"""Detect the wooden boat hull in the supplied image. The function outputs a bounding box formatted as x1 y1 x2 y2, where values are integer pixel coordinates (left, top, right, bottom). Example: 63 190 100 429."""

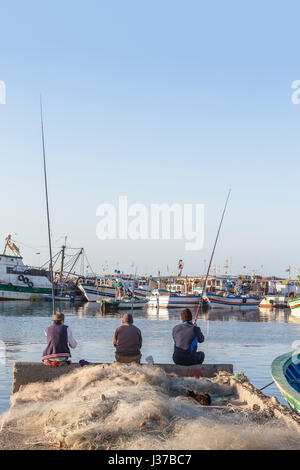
205 292 261 310
97 298 148 310
271 351 300 414
78 283 116 301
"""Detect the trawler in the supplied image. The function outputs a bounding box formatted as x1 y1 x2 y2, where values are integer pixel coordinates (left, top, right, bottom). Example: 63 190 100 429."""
0 235 56 301
78 276 152 302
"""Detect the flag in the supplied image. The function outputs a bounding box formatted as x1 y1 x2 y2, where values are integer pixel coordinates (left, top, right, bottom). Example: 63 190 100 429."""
36 252 40 255
243 266 246 269
286 268 290 272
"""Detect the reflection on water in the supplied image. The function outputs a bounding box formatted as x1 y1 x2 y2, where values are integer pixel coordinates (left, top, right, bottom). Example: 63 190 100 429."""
0 301 300 414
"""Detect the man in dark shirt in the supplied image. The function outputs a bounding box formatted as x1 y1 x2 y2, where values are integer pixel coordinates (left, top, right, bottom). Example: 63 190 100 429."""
113 313 142 363
172 308 205 365
42 312 77 365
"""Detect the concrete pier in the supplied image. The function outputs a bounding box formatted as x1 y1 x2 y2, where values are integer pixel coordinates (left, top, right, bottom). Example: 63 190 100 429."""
12 362 233 393
1 361 300 450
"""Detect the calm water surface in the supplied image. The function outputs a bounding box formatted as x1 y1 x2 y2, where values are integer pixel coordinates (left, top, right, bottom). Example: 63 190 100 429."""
1 301 300 414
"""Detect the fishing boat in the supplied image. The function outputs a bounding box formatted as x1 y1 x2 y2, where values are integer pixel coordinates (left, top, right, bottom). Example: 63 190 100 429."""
204 279 261 310
271 351 300 414
78 277 116 301
44 294 74 302
132 279 152 299
0 235 58 301
204 292 261 310
147 289 204 308
288 297 300 317
97 297 148 311
259 295 289 309
79 276 151 302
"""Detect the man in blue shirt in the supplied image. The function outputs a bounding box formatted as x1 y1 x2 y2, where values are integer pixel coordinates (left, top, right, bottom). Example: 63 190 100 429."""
172 308 205 365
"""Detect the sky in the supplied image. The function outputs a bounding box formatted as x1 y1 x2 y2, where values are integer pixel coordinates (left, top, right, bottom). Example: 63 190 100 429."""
0 0 300 278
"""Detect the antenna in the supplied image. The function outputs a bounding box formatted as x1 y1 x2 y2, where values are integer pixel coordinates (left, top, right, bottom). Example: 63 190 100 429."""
40 97 56 314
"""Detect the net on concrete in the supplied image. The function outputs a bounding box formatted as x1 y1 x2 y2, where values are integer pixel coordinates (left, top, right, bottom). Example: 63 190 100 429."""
3 363 300 450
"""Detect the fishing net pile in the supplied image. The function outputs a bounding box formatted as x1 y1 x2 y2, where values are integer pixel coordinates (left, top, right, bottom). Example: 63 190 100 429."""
2 363 300 450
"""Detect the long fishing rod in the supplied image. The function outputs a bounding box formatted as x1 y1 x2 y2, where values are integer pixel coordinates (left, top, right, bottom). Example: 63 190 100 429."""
194 188 231 324
40 97 56 314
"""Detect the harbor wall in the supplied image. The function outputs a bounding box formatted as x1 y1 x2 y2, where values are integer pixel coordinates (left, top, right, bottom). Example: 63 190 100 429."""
12 362 233 393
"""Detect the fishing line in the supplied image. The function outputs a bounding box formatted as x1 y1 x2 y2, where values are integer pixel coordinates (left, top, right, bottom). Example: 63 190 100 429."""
194 189 231 326
40 96 56 314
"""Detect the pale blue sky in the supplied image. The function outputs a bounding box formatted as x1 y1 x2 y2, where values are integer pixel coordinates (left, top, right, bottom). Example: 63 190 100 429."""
0 1 300 277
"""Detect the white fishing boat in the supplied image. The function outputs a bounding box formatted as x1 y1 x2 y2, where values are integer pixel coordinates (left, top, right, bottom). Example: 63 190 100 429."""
0 235 55 301
78 278 115 301
147 289 203 308
259 295 289 309
133 279 152 299
204 292 261 310
288 297 300 317
79 276 152 302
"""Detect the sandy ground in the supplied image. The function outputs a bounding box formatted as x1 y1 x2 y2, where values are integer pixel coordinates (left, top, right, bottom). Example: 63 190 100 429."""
0 425 53 450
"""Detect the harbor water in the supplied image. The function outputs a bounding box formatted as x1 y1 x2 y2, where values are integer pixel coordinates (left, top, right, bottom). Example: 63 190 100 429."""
1 301 300 416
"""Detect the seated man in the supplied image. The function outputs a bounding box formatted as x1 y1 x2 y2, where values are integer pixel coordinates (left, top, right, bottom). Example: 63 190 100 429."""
42 312 77 365
172 308 205 366
113 313 142 364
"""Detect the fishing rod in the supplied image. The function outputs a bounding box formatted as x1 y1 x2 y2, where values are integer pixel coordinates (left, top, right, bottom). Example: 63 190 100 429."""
40 97 56 314
194 189 231 324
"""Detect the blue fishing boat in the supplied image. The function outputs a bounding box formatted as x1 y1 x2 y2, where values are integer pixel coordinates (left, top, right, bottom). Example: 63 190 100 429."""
271 351 300 414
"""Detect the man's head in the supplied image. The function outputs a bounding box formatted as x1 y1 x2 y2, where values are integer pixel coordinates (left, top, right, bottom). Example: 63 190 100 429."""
53 312 65 324
122 313 133 324
181 308 192 322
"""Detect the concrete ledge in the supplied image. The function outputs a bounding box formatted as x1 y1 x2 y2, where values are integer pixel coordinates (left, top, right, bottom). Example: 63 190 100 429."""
231 377 300 427
12 362 233 394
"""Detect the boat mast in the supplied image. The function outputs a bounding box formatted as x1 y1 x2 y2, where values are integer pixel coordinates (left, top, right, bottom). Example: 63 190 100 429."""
40 97 56 313
59 236 67 283
64 248 84 280
3 234 21 257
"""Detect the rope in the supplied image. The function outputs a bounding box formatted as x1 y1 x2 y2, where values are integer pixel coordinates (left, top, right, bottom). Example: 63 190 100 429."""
259 381 274 391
